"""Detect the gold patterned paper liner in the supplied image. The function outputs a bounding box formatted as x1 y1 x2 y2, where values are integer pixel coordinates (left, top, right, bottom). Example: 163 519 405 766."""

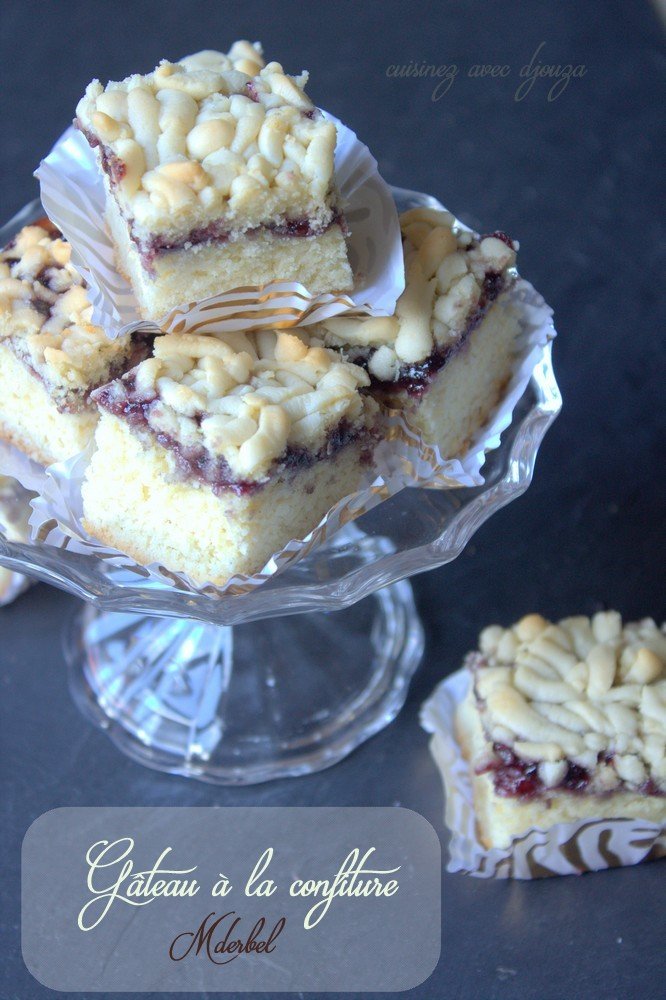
421 669 666 879
164 289 360 337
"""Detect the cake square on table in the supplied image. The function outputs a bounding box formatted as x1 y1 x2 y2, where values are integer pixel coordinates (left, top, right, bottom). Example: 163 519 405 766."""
82 329 378 586
75 42 353 320
0 221 152 465
455 612 666 850
313 208 521 459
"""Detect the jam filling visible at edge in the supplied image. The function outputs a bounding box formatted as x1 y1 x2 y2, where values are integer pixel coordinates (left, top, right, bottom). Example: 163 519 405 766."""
370 250 515 398
476 743 593 800
135 212 345 270
476 742 665 801
6 332 154 414
2 219 154 412
469 654 664 801
93 375 372 497
76 120 346 271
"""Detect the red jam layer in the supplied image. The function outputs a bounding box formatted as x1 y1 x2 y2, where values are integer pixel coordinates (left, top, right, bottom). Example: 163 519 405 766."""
476 742 664 801
76 120 346 272
477 743 590 800
93 373 369 496
2 221 154 410
8 332 153 414
369 237 516 397
134 212 346 270
77 125 127 185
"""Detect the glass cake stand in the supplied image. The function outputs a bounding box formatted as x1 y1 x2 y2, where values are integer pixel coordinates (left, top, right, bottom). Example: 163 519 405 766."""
0 197 561 785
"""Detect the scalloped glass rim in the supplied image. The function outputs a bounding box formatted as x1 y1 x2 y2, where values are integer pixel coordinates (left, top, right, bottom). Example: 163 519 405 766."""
0 192 561 626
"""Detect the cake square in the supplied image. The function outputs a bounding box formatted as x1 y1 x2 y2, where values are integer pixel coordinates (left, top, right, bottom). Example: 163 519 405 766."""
314 208 521 459
82 329 377 585
0 220 152 465
455 612 666 850
76 43 353 320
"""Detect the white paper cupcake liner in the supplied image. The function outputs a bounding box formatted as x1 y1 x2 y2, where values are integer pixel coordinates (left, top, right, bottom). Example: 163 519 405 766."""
35 114 405 339
0 274 554 596
421 669 666 879
0 475 35 606
0 570 30 607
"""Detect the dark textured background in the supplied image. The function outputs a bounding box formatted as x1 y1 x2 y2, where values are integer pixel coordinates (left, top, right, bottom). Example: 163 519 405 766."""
1 1 665 998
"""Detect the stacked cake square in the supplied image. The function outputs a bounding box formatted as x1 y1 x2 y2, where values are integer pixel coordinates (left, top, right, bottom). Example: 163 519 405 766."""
1 40 524 585
75 42 352 318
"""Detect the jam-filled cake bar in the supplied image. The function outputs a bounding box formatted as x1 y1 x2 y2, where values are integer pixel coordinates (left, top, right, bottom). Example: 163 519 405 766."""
314 208 520 458
456 612 666 849
0 221 151 465
82 329 377 584
76 42 353 320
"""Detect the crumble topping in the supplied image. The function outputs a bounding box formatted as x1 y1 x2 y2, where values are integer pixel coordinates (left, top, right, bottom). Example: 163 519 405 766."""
470 612 666 796
0 223 148 407
315 208 518 383
94 330 375 482
76 42 339 238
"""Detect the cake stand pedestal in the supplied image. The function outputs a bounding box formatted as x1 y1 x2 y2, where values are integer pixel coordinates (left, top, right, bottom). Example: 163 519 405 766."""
65 571 423 784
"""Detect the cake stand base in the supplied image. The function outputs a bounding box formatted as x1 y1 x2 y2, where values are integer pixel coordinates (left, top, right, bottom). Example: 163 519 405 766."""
65 580 424 785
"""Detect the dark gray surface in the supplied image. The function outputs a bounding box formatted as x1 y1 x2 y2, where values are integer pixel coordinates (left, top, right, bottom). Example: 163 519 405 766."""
1 1 665 998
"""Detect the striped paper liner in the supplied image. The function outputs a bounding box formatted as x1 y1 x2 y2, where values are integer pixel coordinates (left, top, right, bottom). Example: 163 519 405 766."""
35 114 404 339
421 669 666 879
